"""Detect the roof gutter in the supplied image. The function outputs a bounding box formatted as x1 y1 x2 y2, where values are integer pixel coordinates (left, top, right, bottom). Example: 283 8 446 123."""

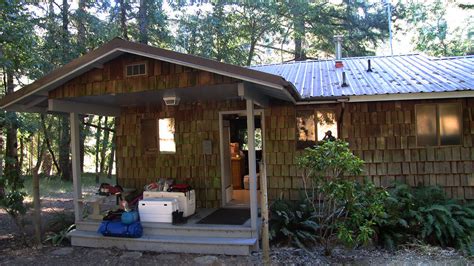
295 96 349 105
348 90 474 102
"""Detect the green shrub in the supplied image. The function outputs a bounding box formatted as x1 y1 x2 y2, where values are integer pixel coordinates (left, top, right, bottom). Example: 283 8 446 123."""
293 140 387 254
377 183 474 254
44 224 76 246
269 198 318 248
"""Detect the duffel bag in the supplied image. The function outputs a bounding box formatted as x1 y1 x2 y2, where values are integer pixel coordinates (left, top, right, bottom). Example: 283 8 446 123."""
169 184 192 193
97 221 143 238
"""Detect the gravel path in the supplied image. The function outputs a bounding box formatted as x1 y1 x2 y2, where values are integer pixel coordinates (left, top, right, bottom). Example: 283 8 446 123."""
0 245 471 266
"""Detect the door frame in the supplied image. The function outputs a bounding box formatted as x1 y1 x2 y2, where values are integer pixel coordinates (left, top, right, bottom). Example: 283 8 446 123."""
218 109 265 207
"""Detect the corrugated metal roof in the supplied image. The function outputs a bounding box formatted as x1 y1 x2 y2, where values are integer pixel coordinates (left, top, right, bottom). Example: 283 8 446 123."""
250 54 474 99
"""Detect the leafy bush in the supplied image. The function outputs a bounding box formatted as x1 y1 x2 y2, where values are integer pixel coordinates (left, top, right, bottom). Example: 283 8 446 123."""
269 198 318 248
44 224 76 246
377 183 474 254
292 140 387 254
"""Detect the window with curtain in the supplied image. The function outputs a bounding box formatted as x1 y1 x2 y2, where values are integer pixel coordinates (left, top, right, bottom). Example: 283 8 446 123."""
416 103 462 146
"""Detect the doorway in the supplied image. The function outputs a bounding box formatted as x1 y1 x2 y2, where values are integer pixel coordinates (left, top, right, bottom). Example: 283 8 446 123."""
219 110 264 207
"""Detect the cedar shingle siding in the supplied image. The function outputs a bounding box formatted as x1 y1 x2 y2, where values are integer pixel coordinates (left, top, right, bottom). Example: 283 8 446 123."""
48 54 238 99
47 57 474 204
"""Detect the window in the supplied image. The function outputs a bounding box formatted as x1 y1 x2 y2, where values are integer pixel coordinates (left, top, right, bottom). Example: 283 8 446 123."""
125 62 147 77
141 118 176 154
241 128 263 151
159 118 176 153
296 109 338 149
416 103 462 146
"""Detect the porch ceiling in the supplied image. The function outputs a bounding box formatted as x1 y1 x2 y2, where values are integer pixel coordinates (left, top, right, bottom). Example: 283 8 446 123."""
69 83 241 107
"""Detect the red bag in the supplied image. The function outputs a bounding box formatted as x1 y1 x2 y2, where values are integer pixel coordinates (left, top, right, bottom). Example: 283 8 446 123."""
169 184 192 193
99 183 123 196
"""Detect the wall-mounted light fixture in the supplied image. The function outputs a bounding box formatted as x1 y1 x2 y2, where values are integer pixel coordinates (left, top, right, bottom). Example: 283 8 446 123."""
163 96 180 106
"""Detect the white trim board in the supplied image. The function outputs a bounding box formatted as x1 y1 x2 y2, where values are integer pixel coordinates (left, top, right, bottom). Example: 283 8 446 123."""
295 90 474 105
218 109 265 207
349 91 474 102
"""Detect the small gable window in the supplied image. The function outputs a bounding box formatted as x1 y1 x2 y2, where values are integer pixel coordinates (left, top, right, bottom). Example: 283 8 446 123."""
126 62 147 77
416 103 462 146
296 109 338 149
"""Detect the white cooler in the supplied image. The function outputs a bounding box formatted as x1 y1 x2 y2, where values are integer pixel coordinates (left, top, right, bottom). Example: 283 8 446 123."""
143 190 196 217
138 198 178 223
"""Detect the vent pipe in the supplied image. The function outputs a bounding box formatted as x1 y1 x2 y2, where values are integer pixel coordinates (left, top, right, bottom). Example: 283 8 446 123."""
341 71 348 87
367 59 373 72
334 35 344 68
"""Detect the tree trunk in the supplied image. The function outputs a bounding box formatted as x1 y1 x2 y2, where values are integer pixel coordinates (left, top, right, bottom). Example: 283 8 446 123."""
59 115 71 181
41 152 52 176
33 134 45 246
5 71 20 190
40 115 60 175
138 0 148 44
58 0 71 181
99 117 109 174
95 116 102 184
292 5 306 61
77 0 87 55
18 136 24 176
118 0 129 40
80 115 93 172
107 130 116 180
246 39 257 66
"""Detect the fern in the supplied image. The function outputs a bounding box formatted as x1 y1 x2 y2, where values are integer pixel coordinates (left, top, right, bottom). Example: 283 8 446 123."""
377 184 474 254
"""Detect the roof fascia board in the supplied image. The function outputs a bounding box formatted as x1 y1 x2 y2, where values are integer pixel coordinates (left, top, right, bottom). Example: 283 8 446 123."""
348 91 474 102
5 104 48 113
2 46 296 109
1 49 122 109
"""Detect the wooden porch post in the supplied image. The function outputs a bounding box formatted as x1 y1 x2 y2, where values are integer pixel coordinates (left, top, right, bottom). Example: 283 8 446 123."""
246 99 259 241
70 112 82 222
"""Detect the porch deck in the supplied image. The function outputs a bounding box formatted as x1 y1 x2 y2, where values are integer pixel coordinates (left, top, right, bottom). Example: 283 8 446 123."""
69 208 259 255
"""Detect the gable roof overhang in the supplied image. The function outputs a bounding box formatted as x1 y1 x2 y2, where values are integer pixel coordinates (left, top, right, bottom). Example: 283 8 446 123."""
1 38 299 113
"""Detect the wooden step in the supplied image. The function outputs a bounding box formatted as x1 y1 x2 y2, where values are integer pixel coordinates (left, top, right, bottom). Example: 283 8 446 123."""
69 230 256 256
76 221 255 238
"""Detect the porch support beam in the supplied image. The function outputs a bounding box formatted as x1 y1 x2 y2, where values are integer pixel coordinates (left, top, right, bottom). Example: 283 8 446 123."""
5 104 47 113
70 112 83 222
246 99 259 244
49 99 120 117
238 83 269 108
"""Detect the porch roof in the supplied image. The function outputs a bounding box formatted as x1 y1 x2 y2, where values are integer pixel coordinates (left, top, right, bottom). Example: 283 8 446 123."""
0 38 298 113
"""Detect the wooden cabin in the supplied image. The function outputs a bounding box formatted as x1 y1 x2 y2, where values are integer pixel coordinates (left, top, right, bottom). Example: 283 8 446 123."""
1 38 473 255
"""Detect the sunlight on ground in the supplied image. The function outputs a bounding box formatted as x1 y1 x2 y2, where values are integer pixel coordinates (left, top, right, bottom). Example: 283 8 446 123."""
21 173 116 199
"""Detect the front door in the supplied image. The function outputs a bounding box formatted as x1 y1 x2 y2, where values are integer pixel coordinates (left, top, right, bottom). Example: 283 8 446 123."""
219 110 264 207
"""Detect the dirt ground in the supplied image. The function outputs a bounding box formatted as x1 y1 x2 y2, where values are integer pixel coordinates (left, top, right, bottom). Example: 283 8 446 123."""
0 187 473 265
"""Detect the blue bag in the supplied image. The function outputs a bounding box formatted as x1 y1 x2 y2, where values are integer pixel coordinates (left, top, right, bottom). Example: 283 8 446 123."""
121 211 139 225
98 221 143 238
